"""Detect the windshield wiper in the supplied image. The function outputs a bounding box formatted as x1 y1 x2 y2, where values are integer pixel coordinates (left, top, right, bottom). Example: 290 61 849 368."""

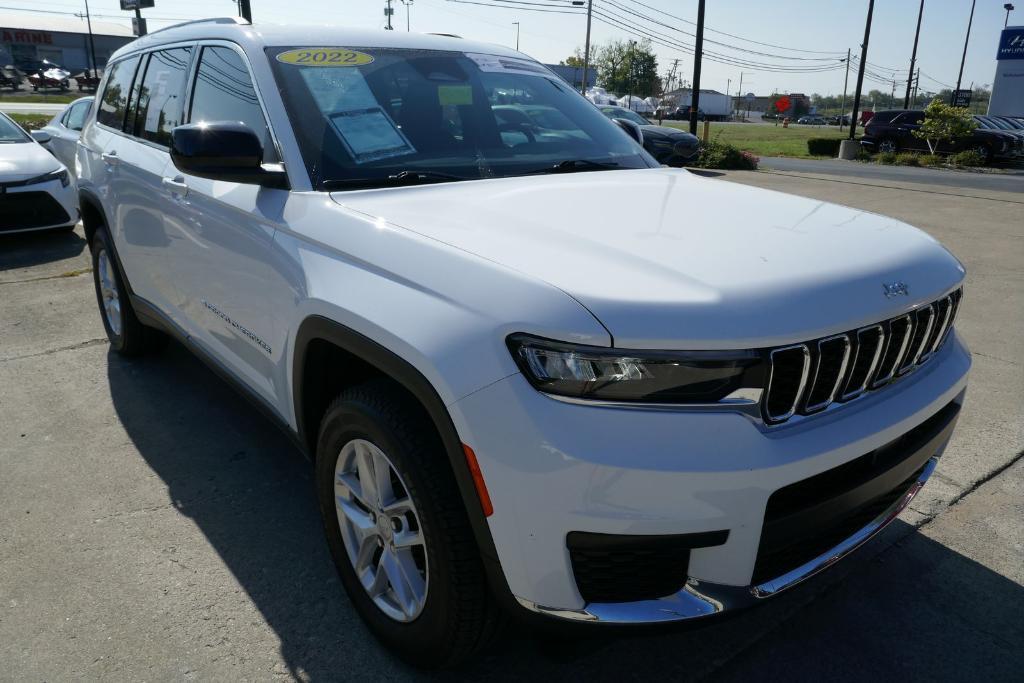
322 170 474 190
524 159 621 175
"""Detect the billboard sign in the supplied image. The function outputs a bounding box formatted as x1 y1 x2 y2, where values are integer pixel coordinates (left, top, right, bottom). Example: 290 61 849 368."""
989 27 1024 116
950 89 972 107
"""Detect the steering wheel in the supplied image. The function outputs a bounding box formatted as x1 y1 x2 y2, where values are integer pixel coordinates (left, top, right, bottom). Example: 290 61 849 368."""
496 121 536 143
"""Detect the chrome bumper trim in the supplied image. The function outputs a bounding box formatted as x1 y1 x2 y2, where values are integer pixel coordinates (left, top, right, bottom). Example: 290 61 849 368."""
515 456 937 624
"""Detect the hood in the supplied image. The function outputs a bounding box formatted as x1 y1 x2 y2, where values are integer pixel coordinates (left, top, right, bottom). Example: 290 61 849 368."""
0 142 63 182
332 169 964 349
640 125 697 141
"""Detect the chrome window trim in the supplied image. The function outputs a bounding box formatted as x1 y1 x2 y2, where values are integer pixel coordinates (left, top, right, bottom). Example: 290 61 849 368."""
764 344 810 424
804 334 852 413
872 314 912 387
839 324 884 401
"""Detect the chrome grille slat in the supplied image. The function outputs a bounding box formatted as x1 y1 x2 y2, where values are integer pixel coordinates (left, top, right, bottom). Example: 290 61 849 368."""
761 288 961 425
804 334 852 413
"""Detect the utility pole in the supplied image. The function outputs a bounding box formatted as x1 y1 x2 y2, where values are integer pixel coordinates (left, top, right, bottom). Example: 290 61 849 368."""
239 0 251 22
512 22 519 50
626 39 636 107
726 77 731 116
955 0 975 96
384 0 394 30
401 0 413 32
890 77 896 108
849 0 875 140
577 1 593 96
912 67 920 106
904 0 924 108
840 48 850 130
81 0 99 78
689 0 705 135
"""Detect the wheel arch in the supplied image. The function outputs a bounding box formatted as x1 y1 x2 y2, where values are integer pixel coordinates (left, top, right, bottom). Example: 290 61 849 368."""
292 315 509 585
78 187 106 245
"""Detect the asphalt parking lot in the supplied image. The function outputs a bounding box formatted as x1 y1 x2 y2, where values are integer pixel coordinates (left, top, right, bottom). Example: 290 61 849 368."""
1 167 1022 680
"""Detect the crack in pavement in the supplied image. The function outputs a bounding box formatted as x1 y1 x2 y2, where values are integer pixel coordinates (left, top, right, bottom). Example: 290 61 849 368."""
0 268 92 286
0 338 107 364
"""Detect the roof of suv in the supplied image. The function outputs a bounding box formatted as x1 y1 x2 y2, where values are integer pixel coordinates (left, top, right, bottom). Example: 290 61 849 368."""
108 17 521 63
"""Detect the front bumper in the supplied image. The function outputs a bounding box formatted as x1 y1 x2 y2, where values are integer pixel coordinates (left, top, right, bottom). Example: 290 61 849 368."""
449 332 970 622
0 176 78 234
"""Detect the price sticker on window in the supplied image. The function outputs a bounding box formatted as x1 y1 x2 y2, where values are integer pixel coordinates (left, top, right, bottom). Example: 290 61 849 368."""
276 49 375 67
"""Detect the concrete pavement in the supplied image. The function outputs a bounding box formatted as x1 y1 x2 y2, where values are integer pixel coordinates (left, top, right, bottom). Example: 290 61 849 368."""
0 168 1021 680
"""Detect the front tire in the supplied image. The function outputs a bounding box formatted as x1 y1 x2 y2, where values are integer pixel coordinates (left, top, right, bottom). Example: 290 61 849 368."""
877 137 899 153
89 227 165 356
315 381 498 668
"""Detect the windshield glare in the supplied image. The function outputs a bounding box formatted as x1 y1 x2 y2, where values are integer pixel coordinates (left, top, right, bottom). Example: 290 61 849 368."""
0 114 30 143
267 47 654 188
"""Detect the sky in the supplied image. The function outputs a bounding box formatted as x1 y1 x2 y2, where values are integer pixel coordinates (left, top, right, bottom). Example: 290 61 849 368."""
3 0 1017 97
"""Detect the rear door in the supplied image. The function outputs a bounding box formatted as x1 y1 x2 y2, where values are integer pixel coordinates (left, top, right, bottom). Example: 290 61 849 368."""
49 98 91 169
108 45 194 312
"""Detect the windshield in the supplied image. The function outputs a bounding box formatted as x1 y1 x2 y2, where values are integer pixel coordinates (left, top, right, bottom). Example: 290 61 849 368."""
600 107 649 126
0 114 30 143
267 47 654 189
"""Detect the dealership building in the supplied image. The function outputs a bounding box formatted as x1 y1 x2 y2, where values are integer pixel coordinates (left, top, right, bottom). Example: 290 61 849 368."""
0 13 134 72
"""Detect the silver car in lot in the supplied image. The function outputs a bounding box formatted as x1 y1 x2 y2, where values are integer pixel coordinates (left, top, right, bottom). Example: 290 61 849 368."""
32 96 94 170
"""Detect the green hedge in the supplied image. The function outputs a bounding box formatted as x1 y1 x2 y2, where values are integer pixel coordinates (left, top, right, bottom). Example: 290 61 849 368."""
807 138 843 156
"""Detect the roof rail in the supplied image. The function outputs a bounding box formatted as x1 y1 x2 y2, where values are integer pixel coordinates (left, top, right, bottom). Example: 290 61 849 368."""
427 32 462 38
144 16 249 38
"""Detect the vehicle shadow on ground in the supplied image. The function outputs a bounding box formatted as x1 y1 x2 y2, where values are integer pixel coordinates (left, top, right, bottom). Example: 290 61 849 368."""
0 227 86 271
106 342 1024 681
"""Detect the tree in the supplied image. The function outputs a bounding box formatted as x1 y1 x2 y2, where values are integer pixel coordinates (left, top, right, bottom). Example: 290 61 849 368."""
588 39 659 98
912 98 978 154
560 49 585 68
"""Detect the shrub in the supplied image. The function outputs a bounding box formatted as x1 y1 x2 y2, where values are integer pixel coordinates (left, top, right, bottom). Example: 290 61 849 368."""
807 138 842 156
950 149 986 167
854 147 873 162
876 151 898 165
912 99 977 154
894 152 920 166
919 154 943 167
695 138 759 170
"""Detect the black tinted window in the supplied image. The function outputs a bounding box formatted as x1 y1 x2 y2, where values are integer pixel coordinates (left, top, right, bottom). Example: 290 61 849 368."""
190 46 276 161
97 56 139 129
132 48 192 146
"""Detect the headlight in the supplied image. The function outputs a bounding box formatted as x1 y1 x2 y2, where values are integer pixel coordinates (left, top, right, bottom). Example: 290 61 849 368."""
507 334 762 403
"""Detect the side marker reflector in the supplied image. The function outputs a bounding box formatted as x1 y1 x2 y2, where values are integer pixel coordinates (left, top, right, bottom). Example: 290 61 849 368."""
462 444 493 517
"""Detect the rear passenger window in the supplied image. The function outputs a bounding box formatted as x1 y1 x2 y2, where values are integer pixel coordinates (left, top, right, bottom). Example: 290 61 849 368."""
132 47 192 147
189 46 277 161
96 56 139 130
64 100 91 131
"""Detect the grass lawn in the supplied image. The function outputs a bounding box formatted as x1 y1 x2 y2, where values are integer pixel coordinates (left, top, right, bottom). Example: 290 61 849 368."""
0 92 81 104
662 121 847 158
8 113 51 130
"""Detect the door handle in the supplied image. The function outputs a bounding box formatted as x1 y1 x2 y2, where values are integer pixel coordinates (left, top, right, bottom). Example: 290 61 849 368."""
162 175 189 196
101 150 119 165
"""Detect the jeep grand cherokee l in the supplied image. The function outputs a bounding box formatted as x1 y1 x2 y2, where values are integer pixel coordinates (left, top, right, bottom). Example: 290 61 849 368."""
76 19 971 667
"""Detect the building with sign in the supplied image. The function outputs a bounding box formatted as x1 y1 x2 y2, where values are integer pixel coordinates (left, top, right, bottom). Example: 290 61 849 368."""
543 64 597 91
989 25 1024 116
0 13 134 73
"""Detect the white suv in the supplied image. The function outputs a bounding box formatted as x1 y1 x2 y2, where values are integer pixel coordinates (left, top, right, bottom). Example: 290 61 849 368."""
77 19 970 667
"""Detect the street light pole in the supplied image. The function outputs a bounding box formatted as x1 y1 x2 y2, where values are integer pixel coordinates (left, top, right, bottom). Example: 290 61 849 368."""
401 0 413 32
849 0 875 140
512 22 519 50
1005 4 1015 27
904 0 924 108
954 0 976 96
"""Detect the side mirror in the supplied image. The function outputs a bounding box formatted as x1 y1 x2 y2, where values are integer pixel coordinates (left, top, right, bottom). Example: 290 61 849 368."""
31 130 51 144
613 118 644 146
170 122 288 189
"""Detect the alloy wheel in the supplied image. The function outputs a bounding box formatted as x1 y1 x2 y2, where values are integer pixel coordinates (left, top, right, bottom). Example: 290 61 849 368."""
97 249 122 336
334 438 428 622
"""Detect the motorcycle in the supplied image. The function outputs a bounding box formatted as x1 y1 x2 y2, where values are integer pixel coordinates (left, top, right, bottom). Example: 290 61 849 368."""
26 60 71 92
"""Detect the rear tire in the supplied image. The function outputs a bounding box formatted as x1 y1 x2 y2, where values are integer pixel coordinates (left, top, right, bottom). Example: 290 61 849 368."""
877 137 898 153
89 226 166 356
315 380 499 668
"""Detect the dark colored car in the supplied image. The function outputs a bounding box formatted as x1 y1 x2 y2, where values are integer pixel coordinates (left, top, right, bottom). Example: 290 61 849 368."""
860 109 1020 164
827 114 850 126
598 106 700 166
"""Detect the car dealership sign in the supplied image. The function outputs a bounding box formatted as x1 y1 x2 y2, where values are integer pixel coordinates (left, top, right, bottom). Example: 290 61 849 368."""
989 26 1024 116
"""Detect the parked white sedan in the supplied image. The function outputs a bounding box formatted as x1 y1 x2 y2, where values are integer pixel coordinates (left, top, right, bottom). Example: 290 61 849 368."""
0 111 78 234
32 96 93 170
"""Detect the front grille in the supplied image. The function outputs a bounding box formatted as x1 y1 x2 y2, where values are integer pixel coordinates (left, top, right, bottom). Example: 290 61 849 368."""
762 289 961 425
567 530 728 603
752 400 960 585
0 192 71 232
